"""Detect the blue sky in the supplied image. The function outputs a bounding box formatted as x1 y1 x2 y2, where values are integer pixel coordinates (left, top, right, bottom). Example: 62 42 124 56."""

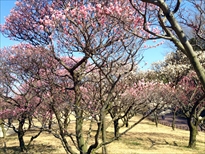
0 0 172 70
0 0 20 47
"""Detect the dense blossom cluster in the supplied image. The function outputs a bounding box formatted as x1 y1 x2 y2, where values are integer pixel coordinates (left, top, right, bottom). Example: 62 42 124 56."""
0 0 150 46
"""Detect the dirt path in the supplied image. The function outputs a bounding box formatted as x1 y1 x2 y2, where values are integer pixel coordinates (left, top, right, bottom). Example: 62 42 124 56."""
157 113 204 131
159 114 189 129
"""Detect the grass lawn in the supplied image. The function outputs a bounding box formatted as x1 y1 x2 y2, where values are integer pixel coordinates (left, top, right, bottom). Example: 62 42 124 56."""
0 116 204 154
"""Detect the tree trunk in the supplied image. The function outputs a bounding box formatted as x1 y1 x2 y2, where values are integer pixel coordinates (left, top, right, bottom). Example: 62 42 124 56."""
48 112 53 130
72 70 87 154
63 108 69 130
0 119 6 149
172 111 176 130
51 105 75 154
154 113 158 127
75 109 87 154
187 118 197 148
114 119 120 138
100 108 107 154
18 118 26 152
8 118 12 126
28 116 32 130
125 117 129 127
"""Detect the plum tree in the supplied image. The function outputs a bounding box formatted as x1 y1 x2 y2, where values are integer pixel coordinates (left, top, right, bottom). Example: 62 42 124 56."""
0 1 148 153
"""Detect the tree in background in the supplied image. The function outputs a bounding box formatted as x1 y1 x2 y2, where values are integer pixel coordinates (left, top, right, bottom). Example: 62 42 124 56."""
174 71 205 148
0 45 51 152
121 79 174 128
151 51 205 148
180 0 205 51
0 1 151 153
127 0 205 90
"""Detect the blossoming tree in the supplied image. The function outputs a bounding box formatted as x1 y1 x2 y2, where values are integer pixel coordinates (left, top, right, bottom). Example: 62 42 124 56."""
0 0 150 153
0 45 52 152
174 71 205 148
151 50 205 148
127 0 205 90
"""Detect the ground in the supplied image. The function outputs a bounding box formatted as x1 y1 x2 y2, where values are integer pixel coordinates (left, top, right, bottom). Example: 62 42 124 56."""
0 116 205 154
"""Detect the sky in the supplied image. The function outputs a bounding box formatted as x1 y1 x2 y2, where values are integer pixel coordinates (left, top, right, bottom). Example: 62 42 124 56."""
0 0 173 70
0 0 20 47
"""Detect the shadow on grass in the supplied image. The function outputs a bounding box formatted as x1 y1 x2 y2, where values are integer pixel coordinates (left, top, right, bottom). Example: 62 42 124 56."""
139 121 156 125
0 144 58 154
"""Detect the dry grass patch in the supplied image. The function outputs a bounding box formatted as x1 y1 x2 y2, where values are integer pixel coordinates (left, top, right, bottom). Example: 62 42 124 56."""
0 116 204 154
